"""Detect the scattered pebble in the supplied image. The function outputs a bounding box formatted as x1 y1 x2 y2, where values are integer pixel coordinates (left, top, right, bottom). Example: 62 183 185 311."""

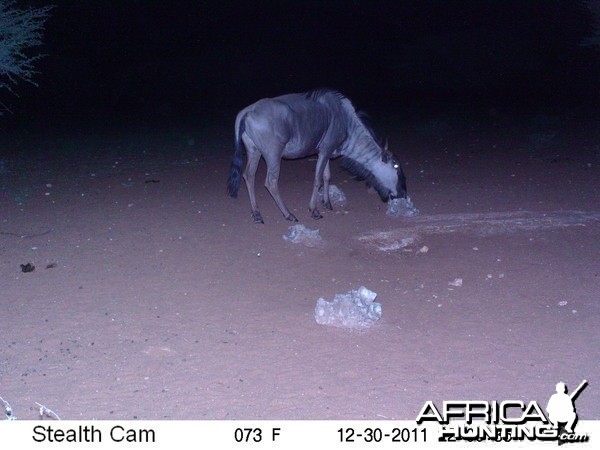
448 278 463 287
20 263 35 273
558 301 568 306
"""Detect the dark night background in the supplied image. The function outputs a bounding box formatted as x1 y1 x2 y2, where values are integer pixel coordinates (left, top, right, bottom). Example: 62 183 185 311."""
3 0 599 132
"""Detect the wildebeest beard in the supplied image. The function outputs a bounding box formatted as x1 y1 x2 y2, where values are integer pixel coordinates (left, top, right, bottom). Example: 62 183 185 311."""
340 157 393 202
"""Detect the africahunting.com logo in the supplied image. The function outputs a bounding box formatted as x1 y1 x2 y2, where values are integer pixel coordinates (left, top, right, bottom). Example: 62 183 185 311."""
416 380 589 444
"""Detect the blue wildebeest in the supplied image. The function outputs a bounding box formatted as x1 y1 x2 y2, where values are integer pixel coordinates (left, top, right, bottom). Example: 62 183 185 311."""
227 89 407 223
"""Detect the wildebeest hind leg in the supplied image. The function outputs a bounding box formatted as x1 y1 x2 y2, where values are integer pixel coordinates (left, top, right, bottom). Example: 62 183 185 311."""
242 141 264 224
264 159 298 222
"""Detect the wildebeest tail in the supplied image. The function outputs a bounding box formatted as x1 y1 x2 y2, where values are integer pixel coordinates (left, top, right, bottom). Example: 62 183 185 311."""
227 112 246 198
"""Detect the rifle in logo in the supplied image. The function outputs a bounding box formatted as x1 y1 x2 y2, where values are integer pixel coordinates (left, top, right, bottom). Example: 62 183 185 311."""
570 380 588 401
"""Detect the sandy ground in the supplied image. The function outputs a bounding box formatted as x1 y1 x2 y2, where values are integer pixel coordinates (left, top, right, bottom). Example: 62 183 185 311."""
0 116 598 420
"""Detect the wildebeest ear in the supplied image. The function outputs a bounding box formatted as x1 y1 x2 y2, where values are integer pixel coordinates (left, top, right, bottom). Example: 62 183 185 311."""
381 140 390 162
382 148 394 164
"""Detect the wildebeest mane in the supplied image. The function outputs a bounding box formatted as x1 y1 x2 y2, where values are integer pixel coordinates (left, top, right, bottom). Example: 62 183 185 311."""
305 89 385 146
356 111 385 147
304 88 346 102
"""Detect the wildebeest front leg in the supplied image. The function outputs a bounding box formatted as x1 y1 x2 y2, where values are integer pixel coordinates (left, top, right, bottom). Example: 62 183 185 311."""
241 139 264 224
264 158 298 222
322 160 333 211
309 154 329 219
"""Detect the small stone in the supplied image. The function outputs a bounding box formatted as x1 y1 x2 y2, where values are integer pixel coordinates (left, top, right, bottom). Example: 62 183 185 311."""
20 263 35 273
448 278 463 287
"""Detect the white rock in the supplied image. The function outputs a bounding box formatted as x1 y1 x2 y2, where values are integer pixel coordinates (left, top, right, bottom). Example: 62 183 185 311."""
315 286 382 329
386 196 420 217
283 224 322 247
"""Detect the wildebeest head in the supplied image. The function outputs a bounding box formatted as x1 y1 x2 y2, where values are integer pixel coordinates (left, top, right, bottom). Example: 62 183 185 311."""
381 143 407 200
342 142 408 202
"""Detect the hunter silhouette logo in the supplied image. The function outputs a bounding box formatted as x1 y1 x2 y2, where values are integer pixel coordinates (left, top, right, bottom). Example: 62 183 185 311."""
416 380 590 443
546 380 588 445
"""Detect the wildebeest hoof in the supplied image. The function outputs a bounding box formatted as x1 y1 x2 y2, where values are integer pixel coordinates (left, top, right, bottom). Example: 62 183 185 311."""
324 200 333 211
311 209 323 220
251 211 264 224
285 213 298 222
